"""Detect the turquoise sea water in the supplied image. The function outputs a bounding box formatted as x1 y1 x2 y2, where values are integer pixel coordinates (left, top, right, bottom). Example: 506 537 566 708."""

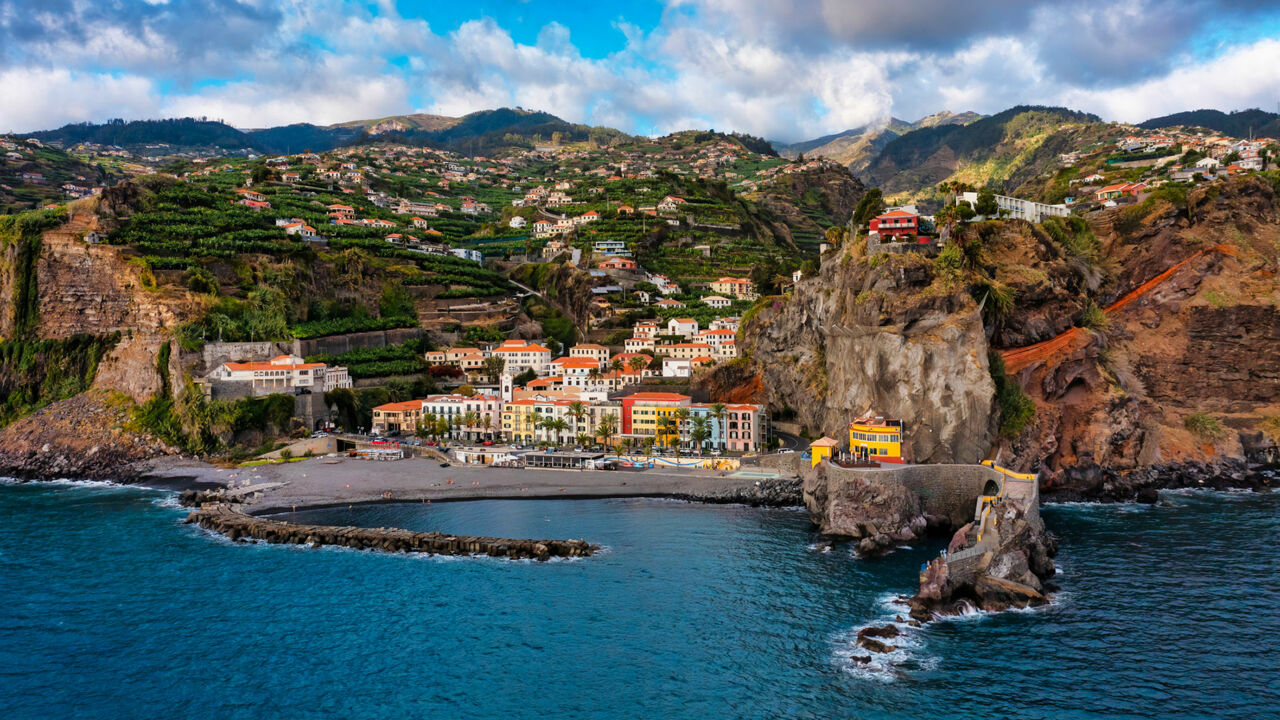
2 480 1277 719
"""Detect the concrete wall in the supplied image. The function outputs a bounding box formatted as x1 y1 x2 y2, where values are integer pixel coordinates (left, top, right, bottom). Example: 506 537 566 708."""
817 463 1011 527
202 341 292 369
294 328 425 358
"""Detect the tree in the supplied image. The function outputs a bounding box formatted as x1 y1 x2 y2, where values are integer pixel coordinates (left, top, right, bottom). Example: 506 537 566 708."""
514 368 537 386
576 433 592 448
567 401 587 438
627 356 647 374
974 188 999 216
609 357 624 374
546 337 562 355
709 403 727 453
543 417 569 446
850 188 885 231
461 411 480 441
250 164 270 185
595 412 618 447
483 355 506 383
674 407 691 448
523 411 540 444
690 416 710 455
243 287 290 341
457 384 476 397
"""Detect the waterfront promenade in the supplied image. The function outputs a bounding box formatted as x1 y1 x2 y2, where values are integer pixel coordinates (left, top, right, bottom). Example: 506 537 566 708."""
143 456 780 515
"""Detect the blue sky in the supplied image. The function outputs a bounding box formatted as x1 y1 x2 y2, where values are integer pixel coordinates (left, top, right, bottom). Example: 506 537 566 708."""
3 0 1280 140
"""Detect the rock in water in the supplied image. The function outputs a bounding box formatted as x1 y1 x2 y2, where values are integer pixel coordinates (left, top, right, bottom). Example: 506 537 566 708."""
857 625 901 641
857 637 896 654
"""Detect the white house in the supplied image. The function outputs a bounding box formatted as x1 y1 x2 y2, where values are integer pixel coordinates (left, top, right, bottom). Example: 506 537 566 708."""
666 317 699 337
701 295 732 309
509 216 527 229
206 354 351 395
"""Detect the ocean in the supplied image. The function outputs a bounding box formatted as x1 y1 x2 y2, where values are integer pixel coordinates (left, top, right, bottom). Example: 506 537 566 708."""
1 480 1276 719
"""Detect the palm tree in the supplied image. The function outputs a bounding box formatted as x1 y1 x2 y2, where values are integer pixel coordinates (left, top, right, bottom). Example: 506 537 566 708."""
595 412 618 447
483 413 494 441
657 416 678 448
567 401 587 439
543 417 569 446
690 416 710 455
627 356 647 375
576 433 592 448
609 357 624 375
674 408 691 449
642 436 656 457
422 412 438 441
710 403 727 453
461 411 480 442
523 411 540 445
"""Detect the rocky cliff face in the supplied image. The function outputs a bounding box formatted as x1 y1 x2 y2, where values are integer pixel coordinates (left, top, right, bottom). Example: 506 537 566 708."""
738 176 1280 501
741 250 996 464
33 213 198 400
1004 178 1280 496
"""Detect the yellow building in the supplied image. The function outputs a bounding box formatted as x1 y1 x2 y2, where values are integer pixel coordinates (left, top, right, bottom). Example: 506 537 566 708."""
848 416 904 463
809 437 839 467
621 392 692 447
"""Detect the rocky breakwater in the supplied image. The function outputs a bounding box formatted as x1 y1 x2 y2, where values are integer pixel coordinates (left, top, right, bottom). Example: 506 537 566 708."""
181 495 599 561
675 476 802 507
738 247 996 464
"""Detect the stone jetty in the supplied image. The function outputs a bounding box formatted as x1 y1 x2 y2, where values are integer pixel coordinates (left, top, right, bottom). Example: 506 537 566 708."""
183 501 598 561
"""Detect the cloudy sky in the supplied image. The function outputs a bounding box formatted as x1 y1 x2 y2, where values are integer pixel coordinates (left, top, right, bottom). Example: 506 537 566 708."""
3 0 1280 141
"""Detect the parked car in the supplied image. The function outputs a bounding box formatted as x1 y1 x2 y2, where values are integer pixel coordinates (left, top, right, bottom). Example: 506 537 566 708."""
481 440 494 446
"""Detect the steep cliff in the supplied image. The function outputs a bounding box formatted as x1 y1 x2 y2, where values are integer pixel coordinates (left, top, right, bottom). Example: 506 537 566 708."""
738 175 1280 496
1003 178 1280 496
740 249 997 464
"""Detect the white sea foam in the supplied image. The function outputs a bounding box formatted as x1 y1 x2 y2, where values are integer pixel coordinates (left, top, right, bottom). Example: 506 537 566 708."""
833 592 934 682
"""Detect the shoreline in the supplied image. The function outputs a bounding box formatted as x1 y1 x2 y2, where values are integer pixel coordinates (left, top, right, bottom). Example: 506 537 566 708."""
135 454 804 515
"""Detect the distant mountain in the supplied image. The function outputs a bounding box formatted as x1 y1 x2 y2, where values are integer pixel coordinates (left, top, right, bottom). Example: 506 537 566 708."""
358 108 632 154
1138 108 1280 138
774 111 981 172
28 118 255 151
861 105 1104 196
24 109 632 156
327 113 459 135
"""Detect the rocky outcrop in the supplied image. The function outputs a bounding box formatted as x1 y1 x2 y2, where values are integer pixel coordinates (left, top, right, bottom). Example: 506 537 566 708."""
910 497 1058 620
741 250 996 464
0 390 178 480
802 462 941 556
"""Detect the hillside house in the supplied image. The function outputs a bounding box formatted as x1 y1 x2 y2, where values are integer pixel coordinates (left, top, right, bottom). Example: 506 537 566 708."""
709 277 756 300
599 257 637 271
667 317 699 337
868 210 919 239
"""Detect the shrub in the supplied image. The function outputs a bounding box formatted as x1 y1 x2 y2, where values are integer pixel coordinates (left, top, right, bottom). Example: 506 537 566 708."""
989 352 1035 439
1184 412 1224 441
1080 299 1109 330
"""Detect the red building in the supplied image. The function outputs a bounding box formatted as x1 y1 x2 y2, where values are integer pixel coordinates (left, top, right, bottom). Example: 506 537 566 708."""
868 210 919 239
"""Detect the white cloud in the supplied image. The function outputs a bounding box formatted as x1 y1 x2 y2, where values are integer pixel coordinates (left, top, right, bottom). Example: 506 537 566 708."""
0 67 158 132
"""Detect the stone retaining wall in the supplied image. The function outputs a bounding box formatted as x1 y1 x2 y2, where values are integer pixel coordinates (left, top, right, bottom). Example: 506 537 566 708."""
185 503 598 561
816 463 1008 527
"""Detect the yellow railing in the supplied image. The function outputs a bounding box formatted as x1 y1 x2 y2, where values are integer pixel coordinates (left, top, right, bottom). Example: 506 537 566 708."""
981 460 1038 481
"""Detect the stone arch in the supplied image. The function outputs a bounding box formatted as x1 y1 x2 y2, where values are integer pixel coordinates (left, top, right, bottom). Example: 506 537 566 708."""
982 478 1001 497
